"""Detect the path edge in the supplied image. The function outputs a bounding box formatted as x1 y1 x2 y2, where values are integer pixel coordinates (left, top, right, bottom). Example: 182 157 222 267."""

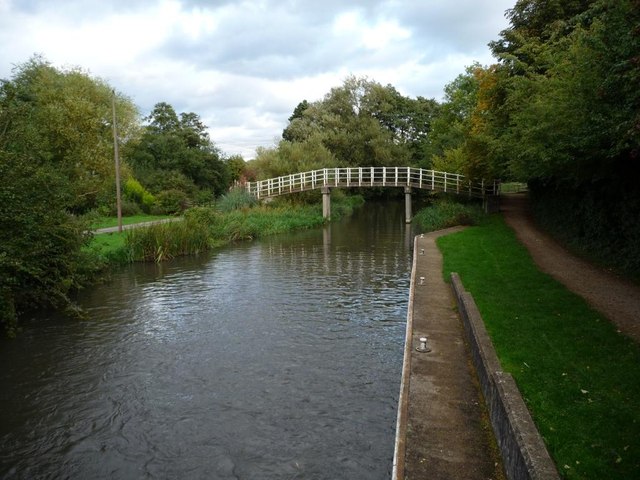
391 234 418 480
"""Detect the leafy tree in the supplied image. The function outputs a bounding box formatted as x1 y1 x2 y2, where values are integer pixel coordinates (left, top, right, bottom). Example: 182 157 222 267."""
126 102 230 204
0 56 138 334
489 0 597 74
225 154 248 183
251 135 337 179
469 0 640 277
282 100 310 141
269 76 437 177
0 56 139 213
425 66 480 173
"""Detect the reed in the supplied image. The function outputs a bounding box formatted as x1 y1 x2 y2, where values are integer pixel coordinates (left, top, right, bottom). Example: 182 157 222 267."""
125 218 210 262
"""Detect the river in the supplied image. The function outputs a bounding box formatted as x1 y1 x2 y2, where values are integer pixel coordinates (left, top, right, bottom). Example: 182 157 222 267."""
0 202 415 479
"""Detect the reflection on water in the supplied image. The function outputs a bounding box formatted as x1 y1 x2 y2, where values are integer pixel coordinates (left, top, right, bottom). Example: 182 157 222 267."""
0 202 414 479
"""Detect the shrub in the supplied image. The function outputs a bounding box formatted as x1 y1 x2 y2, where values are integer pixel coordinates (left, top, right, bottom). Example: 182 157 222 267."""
153 189 190 214
124 177 156 213
414 197 485 232
184 206 221 228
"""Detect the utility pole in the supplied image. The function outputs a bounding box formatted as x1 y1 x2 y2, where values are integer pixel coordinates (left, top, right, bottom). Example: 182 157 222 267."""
112 90 123 233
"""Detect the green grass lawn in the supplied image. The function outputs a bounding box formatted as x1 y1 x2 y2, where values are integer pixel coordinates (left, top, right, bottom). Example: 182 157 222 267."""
90 214 173 230
84 231 128 264
437 216 640 480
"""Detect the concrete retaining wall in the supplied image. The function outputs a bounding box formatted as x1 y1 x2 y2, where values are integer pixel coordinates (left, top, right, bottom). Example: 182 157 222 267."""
451 273 560 480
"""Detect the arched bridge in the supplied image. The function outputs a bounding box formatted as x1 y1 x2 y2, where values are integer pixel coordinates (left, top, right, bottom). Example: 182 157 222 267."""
245 167 500 223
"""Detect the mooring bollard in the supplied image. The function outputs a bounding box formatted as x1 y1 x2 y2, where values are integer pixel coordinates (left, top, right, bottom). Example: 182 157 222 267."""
416 336 431 353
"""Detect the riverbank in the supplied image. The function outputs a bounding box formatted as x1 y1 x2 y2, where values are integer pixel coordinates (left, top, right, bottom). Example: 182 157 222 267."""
87 194 364 264
436 209 640 479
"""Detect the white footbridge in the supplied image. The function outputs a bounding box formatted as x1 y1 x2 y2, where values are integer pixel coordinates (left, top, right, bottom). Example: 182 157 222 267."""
245 167 500 223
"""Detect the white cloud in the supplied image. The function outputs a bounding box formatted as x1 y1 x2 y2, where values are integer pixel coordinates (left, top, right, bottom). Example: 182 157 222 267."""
0 0 515 159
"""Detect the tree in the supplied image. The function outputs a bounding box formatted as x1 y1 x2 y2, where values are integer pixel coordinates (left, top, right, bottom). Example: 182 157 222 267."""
425 66 480 173
225 154 249 183
476 0 640 277
0 56 138 334
273 76 437 175
126 103 230 204
0 56 139 213
282 100 310 141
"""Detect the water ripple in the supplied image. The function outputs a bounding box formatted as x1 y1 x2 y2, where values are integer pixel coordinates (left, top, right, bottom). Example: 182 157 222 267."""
0 203 413 479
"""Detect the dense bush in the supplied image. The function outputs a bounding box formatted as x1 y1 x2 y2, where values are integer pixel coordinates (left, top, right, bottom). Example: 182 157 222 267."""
529 179 640 281
0 153 89 336
124 177 156 212
153 189 190 214
414 197 485 232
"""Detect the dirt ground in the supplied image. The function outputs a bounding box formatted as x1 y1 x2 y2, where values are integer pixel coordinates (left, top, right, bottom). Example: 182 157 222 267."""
501 194 640 344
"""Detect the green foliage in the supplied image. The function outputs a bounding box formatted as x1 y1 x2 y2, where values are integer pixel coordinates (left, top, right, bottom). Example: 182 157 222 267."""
125 102 230 202
216 187 258 212
425 0 640 279
152 189 190 215
120 195 365 262
529 180 640 281
0 55 139 214
250 135 337 179
414 197 486 232
124 177 156 212
0 56 139 335
261 76 438 177
0 152 89 335
438 216 640 479
125 218 209 262
225 154 248 183
213 204 324 241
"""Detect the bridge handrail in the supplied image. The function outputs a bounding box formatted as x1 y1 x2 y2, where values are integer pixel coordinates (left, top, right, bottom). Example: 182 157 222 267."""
246 167 499 199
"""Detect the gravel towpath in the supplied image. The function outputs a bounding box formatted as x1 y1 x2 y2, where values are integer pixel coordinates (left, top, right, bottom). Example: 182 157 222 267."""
501 194 640 343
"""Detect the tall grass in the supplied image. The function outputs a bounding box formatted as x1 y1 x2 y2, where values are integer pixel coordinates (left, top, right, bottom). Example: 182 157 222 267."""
414 197 486 232
216 187 258 212
116 194 364 262
125 218 210 262
437 216 640 479
213 204 324 241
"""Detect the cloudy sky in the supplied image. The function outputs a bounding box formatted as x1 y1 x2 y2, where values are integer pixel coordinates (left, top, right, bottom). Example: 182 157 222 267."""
0 0 514 159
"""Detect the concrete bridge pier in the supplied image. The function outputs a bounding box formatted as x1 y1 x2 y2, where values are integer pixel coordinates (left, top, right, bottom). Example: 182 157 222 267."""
404 187 412 223
322 186 331 220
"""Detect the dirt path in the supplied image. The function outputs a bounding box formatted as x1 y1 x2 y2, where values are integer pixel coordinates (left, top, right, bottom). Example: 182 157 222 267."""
94 217 181 234
501 194 640 343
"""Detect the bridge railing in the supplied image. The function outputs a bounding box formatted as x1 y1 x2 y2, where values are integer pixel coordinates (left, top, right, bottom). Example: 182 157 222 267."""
246 167 499 199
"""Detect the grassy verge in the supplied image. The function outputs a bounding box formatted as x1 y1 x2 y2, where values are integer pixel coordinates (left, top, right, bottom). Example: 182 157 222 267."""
436 215 640 479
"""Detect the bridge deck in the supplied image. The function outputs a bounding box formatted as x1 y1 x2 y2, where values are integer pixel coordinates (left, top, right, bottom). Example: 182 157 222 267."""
246 167 499 199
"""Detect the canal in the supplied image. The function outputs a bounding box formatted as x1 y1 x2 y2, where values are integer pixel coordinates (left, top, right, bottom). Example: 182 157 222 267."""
1 202 415 479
